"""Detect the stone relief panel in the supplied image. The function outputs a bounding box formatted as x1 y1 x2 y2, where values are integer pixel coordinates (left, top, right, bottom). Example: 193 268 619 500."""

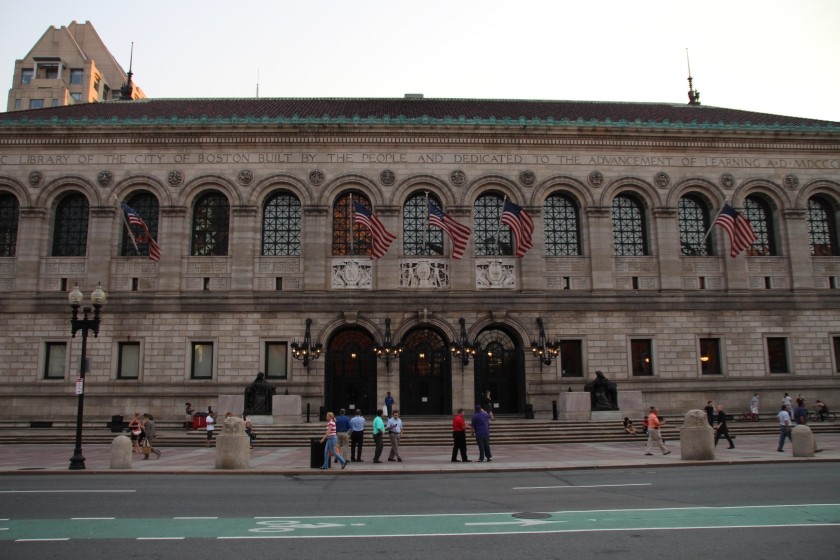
110 276 158 291
681 276 723 290
614 257 658 274
399 259 450 288
615 276 658 290
255 276 302 291
114 259 159 276
43 258 87 276
680 257 723 275
0 278 13 291
185 258 230 274
812 259 840 275
183 276 230 291
746 257 789 275
475 259 516 289
0 259 16 276
332 259 372 289
256 257 302 274
545 257 590 290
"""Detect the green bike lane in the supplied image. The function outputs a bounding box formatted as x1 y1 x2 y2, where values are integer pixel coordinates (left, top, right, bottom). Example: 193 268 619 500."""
2 504 839 540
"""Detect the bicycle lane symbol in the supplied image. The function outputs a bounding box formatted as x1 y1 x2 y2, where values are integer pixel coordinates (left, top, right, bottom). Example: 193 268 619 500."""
249 519 363 534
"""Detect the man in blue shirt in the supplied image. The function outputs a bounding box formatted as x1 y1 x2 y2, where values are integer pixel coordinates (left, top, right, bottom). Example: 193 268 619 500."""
386 410 403 462
470 405 493 462
384 392 395 416
335 409 351 463
349 409 366 462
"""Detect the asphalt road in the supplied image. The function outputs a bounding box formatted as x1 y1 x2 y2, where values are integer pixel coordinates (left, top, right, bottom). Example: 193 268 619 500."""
1 464 838 559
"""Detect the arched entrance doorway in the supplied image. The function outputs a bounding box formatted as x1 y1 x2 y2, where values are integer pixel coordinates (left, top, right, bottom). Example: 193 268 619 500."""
399 327 451 415
325 328 377 414
474 327 525 414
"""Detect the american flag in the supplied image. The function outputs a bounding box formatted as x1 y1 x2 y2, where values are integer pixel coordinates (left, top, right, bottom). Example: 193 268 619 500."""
121 203 161 262
500 200 534 257
353 201 396 259
428 202 471 259
714 202 756 258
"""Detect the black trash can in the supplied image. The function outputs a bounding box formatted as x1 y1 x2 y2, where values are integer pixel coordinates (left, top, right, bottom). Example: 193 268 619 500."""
319 406 327 422
109 415 124 433
525 404 534 419
310 437 326 468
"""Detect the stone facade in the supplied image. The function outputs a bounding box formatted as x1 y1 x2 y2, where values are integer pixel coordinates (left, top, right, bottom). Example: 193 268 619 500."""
0 98 839 423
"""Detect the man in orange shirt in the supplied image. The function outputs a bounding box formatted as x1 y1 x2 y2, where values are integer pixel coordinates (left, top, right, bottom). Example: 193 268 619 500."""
644 406 671 456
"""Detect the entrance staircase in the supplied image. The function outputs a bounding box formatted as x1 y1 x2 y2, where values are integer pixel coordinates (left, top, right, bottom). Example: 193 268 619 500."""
2 415 838 447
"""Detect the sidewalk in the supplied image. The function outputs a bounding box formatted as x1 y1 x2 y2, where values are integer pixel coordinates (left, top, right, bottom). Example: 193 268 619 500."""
1 433 838 475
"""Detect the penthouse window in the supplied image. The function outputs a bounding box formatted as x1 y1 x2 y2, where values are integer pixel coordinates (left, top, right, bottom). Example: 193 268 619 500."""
612 194 648 256
678 195 713 256
191 191 230 256
52 192 89 256
744 195 776 256
403 191 445 257
0 193 19 257
543 193 582 256
807 195 839 256
262 191 301 256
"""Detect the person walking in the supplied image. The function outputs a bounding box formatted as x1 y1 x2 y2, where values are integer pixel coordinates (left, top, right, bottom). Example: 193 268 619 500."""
713 404 735 449
470 405 493 462
704 401 715 426
782 392 792 415
334 409 351 463
644 406 671 456
384 392 395 417
451 408 470 462
777 404 792 452
128 412 143 453
205 411 215 447
793 398 809 425
141 413 161 459
349 409 366 462
372 410 386 463
750 393 760 416
386 410 403 462
320 411 347 470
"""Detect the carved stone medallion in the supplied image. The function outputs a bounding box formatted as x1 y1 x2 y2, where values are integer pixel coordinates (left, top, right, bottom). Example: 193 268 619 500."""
449 170 467 187
379 170 396 186
97 170 114 187
28 171 44 187
784 174 799 189
237 169 254 186
309 169 325 186
588 171 604 187
654 172 670 188
168 170 184 187
519 170 536 187
719 173 735 189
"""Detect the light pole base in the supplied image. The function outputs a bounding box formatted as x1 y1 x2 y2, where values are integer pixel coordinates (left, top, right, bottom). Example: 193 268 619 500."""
69 450 86 470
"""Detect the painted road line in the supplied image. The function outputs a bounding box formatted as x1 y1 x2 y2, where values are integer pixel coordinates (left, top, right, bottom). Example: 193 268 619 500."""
72 518 115 520
513 483 652 490
0 490 135 493
1 505 838 541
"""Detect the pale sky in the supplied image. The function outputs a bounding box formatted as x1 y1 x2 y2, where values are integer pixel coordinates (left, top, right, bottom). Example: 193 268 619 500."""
2 0 839 122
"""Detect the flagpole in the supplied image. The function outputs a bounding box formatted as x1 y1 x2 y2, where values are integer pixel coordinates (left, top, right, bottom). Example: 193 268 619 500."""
700 200 729 244
495 195 507 254
349 193 354 254
113 195 142 257
423 191 430 255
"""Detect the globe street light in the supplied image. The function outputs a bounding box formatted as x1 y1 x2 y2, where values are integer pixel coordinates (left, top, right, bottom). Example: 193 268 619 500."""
68 283 107 470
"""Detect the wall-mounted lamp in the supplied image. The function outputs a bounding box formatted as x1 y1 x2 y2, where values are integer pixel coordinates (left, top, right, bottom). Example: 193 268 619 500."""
530 317 559 366
291 318 322 368
450 317 477 367
373 318 403 371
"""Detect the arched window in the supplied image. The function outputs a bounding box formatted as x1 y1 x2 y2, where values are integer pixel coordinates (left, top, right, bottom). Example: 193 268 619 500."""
332 191 373 256
612 194 647 256
743 195 776 256
678 194 712 256
403 192 444 256
52 192 89 256
473 193 513 256
0 192 19 257
543 192 581 256
191 191 230 256
262 191 301 256
807 196 838 256
120 191 160 258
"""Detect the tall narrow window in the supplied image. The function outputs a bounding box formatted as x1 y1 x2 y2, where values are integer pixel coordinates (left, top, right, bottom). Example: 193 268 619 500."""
544 193 581 256
52 193 89 256
332 191 373 256
191 191 230 256
120 192 160 258
44 342 67 379
833 336 840 373
20 69 33 84
744 196 776 256
807 196 838 256
473 193 513 256
262 191 301 256
699 338 722 375
767 337 789 374
69 69 83 85
630 339 654 376
559 340 583 377
191 342 214 379
264 341 288 380
0 193 19 257
678 195 712 256
117 342 140 379
612 194 648 256
403 192 444 256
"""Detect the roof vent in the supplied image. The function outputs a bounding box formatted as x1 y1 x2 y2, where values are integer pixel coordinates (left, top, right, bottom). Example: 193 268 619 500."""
404 93 424 99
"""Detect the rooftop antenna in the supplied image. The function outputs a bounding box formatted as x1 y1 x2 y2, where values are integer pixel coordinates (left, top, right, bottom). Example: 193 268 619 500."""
686 48 700 106
120 42 135 100
256 69 260 98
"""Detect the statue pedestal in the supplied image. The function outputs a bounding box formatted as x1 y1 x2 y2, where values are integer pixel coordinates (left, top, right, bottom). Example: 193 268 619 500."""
556 392 591 420
591 411 623 421
556 390 644 421
272 395 302 425
248 415 273 426
217 395 244 417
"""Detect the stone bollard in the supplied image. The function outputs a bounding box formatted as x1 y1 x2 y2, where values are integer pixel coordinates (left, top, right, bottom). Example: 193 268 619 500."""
110 435 132 469
679 409 715 460
792 425 816 457
215 416 251 469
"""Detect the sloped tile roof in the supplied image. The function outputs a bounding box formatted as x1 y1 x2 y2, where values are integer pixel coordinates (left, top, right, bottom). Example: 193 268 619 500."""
1 97 838 131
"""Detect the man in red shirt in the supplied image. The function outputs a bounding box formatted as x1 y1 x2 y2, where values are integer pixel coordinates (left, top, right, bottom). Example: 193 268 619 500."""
644 406 671 456
451 408 471 462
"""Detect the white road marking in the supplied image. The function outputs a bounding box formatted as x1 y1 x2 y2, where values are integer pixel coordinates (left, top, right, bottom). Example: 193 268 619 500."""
0 490 135 493
513 483 652 490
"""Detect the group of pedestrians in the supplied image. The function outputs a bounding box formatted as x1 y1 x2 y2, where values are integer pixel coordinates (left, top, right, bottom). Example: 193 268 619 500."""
319 408 403 469
127 411 162 459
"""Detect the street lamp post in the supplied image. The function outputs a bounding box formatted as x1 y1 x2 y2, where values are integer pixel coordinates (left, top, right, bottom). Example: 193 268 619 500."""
68 283 107 470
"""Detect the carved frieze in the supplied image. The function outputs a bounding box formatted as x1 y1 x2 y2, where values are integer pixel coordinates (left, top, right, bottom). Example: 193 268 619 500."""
399 259 449 288
332 259 372 289
475 259 516 289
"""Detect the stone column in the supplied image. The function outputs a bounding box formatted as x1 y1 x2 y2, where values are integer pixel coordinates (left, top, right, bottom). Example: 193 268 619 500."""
230 205 257 292
302 206 328 290
157 206 186 293
679 409 715 460
215 416 251 469
520 206 544 291
88 206 116 287
448 206 473 291
586 207 614 291
653 207 681 291
375 206 401 290
783 209 815 291
13 207 47 293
